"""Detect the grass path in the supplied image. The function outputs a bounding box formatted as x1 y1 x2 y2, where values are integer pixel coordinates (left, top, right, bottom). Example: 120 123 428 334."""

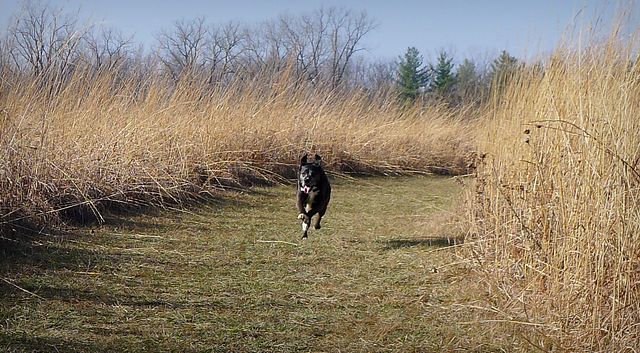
0 176 508 352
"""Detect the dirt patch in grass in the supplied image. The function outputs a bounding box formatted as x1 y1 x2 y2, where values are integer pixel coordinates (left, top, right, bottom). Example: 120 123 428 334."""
0 176 514 352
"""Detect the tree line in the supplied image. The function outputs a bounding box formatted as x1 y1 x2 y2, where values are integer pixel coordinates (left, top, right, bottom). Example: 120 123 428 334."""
397 47 522 106
0 1 523 105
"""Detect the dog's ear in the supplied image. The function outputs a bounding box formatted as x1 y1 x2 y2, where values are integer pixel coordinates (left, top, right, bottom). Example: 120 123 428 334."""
300 153 308 165
313 154 321 164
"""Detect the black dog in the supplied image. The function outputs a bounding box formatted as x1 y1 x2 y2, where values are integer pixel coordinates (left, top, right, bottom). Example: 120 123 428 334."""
297 153 331 239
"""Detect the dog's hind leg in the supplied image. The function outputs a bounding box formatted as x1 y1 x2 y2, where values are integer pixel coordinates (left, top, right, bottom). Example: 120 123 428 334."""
315 188 331 230
314 207 328 230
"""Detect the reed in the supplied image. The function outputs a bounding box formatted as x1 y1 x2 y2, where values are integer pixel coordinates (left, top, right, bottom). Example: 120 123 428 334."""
469 28 640 351
0 64 474 228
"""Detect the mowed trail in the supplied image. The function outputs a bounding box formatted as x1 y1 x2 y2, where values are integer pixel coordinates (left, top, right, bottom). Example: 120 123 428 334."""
0 176 507 352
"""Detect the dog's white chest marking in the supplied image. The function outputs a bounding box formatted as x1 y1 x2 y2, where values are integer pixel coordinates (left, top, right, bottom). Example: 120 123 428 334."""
304 192 315 212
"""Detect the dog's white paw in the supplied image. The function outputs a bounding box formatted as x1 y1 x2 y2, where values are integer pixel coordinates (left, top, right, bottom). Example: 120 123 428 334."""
297 213 305 220
302 222 309 232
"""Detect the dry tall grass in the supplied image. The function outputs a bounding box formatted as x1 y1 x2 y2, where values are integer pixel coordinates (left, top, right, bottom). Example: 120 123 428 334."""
0 65 474 229
470 30 640 351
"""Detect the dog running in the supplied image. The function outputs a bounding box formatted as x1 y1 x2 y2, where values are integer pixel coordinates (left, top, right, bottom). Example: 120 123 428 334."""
296 153 331 239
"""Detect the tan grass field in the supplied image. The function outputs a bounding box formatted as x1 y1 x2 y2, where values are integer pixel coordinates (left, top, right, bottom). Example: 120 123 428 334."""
0 66 474 230
469 30 640 351
2 10 639 352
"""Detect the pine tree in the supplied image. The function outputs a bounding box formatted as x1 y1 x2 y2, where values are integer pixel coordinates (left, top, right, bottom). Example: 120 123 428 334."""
490 50 519 88
396 47 429 103
455 58 481 102
431 50 456 97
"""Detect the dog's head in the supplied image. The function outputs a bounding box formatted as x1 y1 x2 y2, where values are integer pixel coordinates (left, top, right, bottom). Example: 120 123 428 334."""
299 153 323 193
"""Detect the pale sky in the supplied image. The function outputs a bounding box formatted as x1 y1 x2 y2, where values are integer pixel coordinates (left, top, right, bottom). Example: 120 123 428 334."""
0 0 637 63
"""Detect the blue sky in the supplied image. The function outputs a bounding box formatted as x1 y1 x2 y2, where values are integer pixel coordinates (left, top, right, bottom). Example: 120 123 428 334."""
0 0 636 63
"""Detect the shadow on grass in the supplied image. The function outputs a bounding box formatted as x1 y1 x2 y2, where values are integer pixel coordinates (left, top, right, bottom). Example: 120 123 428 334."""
381 237 463 250
0 189 251 268
0 332 202 353
76 190 253 228
0 332 114 353
1 236 115 273
0 190 255 308
0 282 227 309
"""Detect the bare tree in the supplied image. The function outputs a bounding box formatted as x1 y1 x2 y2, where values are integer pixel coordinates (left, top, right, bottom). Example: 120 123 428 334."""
243 19 291 75
0 37 12 77
7 1 85 79
84 26 133 71
206 22 247 84
136 9 378 99
156 17 210 80
273 7 376 88
360 58 397 91
326 8 376 88
0 3 387 95
278 10 328 84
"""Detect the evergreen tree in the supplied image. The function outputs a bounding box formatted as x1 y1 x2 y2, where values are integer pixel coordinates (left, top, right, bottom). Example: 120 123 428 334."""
396 47 429 103
490 50 519 88
455 58 481 102
431 50 456 97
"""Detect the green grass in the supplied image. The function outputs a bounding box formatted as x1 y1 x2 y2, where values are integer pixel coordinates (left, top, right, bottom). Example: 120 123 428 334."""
0 176 512 352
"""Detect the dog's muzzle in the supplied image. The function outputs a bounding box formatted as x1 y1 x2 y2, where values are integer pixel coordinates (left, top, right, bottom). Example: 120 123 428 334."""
301 186 311 194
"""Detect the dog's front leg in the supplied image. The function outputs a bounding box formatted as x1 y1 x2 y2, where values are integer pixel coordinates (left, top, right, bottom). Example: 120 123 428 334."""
297 193 310 238
296 194 308 221
297 212 311 238
300 216 311 239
